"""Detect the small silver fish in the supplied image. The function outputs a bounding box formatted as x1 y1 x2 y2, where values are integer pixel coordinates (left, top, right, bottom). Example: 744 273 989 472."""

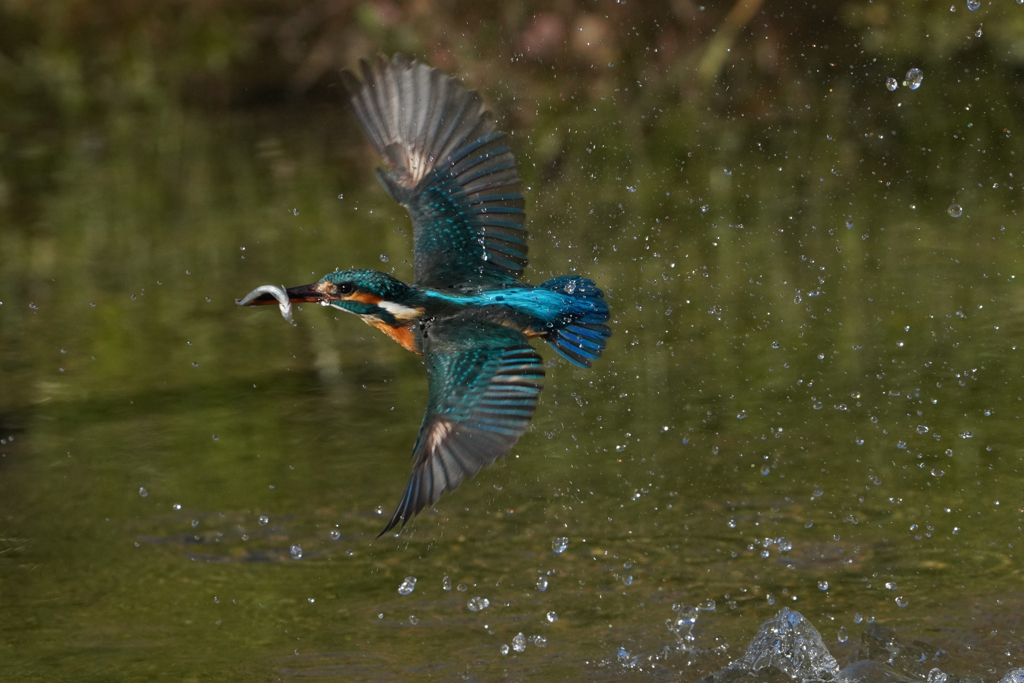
236 285 293 322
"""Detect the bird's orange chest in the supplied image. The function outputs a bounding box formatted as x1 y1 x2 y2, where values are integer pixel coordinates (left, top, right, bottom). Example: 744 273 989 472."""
364 317 421 353
342 291 422 353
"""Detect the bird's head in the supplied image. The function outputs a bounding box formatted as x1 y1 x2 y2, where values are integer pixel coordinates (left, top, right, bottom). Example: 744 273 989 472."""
241 269 423 326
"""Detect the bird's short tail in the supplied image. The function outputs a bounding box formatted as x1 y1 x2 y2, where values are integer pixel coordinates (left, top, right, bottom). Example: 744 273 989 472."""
538 276 612 368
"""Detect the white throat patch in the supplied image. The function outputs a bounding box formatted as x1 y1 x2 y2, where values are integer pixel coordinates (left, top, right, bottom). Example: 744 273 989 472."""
378 300 424 321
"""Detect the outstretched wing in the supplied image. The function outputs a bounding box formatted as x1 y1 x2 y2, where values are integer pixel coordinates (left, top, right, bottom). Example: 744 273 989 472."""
341 54 528 290
380 316 544 535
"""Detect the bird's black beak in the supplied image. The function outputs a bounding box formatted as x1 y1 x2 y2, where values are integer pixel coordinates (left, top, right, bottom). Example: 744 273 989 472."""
236 283 327 307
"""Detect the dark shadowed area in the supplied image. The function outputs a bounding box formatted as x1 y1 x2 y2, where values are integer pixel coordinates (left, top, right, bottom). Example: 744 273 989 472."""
1 1 1023 681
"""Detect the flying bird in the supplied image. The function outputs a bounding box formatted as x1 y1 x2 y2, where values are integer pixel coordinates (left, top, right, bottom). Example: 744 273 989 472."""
239 55 611 535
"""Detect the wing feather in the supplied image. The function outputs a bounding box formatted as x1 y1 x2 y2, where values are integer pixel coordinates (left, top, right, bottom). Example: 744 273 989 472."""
342 54 528 290
379 318 544 535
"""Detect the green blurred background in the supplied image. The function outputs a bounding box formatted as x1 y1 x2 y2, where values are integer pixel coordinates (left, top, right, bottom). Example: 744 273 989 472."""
2 1 1023 681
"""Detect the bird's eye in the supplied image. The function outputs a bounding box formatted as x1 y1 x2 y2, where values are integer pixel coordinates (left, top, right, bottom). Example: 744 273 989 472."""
336 282 355 295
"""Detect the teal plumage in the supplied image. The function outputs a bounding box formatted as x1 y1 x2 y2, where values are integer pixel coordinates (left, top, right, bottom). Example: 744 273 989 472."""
342 54 527 289
240 55 611 535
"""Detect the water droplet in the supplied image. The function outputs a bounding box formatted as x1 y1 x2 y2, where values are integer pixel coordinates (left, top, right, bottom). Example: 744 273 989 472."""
457 583 467 592
139 487 148 497
903 68 924 90
838 626 849 643
191 519 199 528
292 208 299 216
886 77 898 91
409 615 419 625
337 194 344 199
552 537 569 553
669 605 699 635
547 611 558 622
173 503 182 511
928 668 949 683
737 410 747 419
536 576 548 591
500 644 510 655
626 185 637 193
818 580 829 591
855 437 865 445
916 425 929 434
698 599 716 611
975 28 983 37
967 0 980 9
398 577 417 595
895 596 909 607
700 204 709 213
290 544 302 560
777 538 793 552
845 218 854 228
812 487 824 498
467 596 490 612
258 515 269 526
854 613 863 623
886 581 898 590
948 203 963 218
761 465 771 475
512 632 526 652
931 468 945 477
379 253 389 263
622 574 633 586
442 575 452 591
723 168 732 176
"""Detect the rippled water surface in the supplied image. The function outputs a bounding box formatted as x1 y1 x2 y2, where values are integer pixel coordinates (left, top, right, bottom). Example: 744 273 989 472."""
2 3 1024 681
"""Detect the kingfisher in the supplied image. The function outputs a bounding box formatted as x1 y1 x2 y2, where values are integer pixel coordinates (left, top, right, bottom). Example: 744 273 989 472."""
239 55 611 535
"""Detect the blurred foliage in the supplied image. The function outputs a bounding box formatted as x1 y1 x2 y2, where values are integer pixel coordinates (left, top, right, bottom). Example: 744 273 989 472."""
2 0 1024 219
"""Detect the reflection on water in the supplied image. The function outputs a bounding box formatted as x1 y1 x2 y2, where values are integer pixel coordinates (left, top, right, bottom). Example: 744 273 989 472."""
2 4 1024 680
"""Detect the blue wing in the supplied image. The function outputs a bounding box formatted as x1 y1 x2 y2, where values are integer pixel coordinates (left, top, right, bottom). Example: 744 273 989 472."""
380 316 544 535
341 54 528 290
